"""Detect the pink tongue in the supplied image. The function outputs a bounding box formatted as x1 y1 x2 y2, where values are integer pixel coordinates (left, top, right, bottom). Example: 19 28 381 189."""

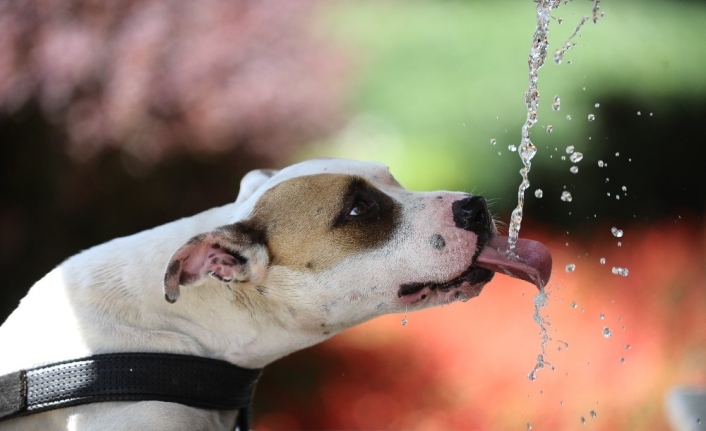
475 236 553 289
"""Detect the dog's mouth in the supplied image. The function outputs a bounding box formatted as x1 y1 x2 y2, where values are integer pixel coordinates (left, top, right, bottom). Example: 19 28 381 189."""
397 235 552 304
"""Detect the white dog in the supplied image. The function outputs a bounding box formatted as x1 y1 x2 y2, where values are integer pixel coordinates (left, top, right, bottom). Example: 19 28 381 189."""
0 159 551 431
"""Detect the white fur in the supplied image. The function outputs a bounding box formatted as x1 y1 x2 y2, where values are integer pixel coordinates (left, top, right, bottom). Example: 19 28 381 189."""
0 159 489 430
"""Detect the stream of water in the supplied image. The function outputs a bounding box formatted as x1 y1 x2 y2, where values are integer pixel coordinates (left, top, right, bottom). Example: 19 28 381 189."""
508 0 602 381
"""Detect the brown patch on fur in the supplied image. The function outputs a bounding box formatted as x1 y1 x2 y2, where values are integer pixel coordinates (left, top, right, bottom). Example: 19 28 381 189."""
245 174 400 272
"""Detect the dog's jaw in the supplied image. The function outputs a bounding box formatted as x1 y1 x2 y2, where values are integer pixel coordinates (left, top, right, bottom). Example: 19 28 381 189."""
396 267 494 306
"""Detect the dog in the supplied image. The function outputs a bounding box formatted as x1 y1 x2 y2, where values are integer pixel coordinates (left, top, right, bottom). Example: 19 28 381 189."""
0 158 551 430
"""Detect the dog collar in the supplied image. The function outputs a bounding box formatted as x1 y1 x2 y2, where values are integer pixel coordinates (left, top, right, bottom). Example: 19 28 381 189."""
0 352 262 431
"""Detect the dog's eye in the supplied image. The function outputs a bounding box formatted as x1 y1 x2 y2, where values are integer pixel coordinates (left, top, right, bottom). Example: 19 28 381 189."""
348 200 375 217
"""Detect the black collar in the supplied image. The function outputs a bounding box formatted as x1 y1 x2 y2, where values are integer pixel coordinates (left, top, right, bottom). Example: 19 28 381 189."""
0 352 262 431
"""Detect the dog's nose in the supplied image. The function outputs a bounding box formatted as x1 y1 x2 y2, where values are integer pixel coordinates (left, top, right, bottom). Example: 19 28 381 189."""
452 195 492 233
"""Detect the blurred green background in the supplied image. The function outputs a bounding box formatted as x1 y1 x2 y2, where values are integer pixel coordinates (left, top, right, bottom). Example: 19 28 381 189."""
2 0 706 429
302 0 706 225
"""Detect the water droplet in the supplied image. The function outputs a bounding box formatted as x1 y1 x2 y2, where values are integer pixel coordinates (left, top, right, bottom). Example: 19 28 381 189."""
571 301 577 308
612 267 629 277
637 111 641 116
490 138 497 145
508 144 518 152
620 357 626 364
617 241 622 247
611 227 624 237
535 189 544 198
570 166 579 174
603 327 612 338
561 155 566 161
599 257 606 265
569 152 584 163
521 142 537 160
581 417 587 425
590 411 597 418
615 152 620 157
594 103 600 108
625 344 631 350
622 186 627 192
527 423 532 430
401 318 407 326
599 313 605 320
561 191 573 202
565 263 576 272
696 418 701 425
552 95 561 111
566 114 572 120
546 125 553 133
588 114 596 121
566 145 575 154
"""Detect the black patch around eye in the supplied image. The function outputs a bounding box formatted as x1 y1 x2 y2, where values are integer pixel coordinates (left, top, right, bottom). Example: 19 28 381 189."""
336 178 385 224
332 177 400 246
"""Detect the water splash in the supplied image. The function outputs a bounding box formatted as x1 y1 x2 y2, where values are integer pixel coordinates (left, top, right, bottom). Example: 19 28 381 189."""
508 0 602 253
554 0 603 64
507 0 561 255
569 152 584 163
612 266 629 277
527 288 555 381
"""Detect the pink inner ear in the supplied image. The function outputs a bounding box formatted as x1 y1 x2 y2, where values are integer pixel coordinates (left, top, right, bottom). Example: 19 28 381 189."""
184 243 241 283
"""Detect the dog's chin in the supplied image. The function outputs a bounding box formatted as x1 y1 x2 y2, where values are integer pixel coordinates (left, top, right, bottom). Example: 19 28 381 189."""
396 266 495 306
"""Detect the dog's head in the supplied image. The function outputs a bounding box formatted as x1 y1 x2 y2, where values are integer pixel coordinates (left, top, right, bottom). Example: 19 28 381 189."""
163 159 551 333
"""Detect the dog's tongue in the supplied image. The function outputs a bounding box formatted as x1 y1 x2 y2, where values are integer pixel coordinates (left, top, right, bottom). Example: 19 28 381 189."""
475 236 552 288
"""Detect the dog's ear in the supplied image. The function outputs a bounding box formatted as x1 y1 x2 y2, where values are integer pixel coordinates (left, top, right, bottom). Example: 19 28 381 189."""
163 223 268 303
234 169 279 206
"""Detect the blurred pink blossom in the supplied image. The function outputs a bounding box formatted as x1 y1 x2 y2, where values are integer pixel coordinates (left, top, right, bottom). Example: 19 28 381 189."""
0 0 349 163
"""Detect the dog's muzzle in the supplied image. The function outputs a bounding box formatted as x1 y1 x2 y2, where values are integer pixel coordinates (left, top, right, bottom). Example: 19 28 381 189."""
397 195 495 300
397 194 553 302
